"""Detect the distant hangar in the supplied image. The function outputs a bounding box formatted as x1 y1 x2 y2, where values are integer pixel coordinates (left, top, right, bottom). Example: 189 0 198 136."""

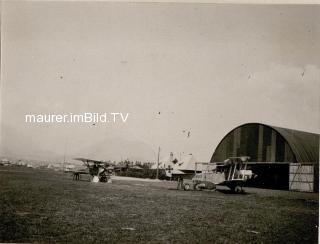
211 123 319 192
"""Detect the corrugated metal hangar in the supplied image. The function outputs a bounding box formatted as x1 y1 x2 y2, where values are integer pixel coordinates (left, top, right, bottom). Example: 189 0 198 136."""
211 123 319 192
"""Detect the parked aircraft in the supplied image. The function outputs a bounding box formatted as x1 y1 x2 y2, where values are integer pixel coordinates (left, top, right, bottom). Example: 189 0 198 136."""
72 158 114 183
182 156 256 193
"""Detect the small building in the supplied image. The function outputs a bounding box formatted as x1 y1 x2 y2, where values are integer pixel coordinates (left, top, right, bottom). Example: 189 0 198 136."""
151 152 177 172
211 123 319 192
0 158 11 166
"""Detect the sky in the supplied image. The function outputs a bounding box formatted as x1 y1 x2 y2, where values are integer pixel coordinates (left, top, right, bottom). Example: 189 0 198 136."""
1 2 319 163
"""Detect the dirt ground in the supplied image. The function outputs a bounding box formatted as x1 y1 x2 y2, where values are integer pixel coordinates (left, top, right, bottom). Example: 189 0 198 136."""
0 166 318 243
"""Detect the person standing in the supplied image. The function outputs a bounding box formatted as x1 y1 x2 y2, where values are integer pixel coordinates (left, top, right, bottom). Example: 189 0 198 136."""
177 175 184 190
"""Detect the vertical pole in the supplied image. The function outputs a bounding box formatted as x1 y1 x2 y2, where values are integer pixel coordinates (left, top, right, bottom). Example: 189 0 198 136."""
63 137 68 173
63 155 66 173
156 146 160 179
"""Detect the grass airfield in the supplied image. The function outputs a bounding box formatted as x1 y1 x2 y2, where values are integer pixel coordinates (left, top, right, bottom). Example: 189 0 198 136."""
0 166 318 243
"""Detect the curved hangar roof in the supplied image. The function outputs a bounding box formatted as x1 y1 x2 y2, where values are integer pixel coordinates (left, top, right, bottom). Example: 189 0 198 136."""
272 125 319 163
211 123 319 164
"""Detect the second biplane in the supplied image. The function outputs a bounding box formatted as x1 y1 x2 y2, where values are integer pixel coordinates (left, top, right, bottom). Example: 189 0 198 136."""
71 158 114 183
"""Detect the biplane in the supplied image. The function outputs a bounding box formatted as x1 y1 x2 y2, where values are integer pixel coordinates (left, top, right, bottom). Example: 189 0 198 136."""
71 158 114 183
182 156 256 193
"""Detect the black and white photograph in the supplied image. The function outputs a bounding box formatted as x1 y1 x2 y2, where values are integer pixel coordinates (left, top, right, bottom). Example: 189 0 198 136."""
0 0 319 243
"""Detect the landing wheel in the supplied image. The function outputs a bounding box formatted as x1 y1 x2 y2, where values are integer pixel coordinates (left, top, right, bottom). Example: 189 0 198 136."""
206 182 216 191
195 184 202 191
183 183 191 191
235 185 242 193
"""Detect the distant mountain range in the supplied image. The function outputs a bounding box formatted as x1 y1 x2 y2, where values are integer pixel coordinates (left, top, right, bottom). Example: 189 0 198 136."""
73 137 156 163
2 136 156 164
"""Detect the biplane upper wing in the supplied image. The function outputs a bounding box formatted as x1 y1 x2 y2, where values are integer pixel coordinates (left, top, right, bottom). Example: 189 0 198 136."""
73 158 116 173
74 158 106 165
244 162 290 165
215 161 290 165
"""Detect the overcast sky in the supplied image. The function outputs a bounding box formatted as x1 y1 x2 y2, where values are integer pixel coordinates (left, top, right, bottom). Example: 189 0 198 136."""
1 2 319 162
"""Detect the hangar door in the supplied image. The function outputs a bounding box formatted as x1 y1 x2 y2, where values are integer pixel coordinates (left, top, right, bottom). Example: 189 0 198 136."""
289 163 314 192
